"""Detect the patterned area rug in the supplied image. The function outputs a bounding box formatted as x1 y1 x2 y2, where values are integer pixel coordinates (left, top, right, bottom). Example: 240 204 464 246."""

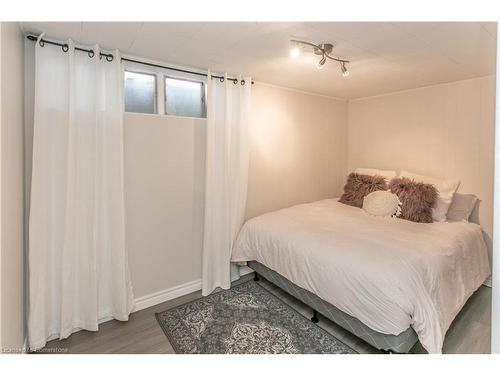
155 281 356 354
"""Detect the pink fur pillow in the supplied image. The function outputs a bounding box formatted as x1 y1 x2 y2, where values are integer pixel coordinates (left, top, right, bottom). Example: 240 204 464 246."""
339 173 388 208
388 177 438 223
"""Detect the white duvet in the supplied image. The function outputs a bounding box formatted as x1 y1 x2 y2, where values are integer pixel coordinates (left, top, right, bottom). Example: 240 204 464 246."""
231 199 490 353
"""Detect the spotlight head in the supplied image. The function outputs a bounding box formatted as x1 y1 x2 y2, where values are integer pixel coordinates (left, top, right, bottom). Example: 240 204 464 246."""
290 47 300 58
317 55 327 69
289 41 302 58
341 62 349 77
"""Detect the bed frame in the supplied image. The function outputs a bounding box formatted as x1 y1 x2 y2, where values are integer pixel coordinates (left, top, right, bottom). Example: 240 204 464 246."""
248 260 419 353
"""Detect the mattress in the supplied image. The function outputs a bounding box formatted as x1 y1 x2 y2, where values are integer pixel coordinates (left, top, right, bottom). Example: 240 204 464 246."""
231 199 491 353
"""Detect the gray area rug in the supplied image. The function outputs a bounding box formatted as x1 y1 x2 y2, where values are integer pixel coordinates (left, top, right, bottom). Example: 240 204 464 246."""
155 281 356 354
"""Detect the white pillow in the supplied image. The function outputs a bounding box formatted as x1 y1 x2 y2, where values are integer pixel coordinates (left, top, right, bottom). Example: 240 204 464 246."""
362 191 402 218
354 168 397 180
399 171 460 222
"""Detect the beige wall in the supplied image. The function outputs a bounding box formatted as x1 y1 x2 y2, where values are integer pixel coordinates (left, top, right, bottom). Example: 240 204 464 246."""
124 113 206 299
246 83 348 219
348 76 496 259
124 84 349 299
0 22 25 351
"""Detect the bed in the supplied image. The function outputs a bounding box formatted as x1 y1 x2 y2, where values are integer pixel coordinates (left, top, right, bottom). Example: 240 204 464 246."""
231 199 491 354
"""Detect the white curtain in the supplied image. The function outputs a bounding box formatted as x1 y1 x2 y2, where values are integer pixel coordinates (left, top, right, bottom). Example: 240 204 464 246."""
202 73 252 296
28 38 134 350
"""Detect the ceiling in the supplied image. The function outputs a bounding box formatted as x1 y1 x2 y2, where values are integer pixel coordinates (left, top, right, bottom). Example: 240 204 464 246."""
20 22 497 99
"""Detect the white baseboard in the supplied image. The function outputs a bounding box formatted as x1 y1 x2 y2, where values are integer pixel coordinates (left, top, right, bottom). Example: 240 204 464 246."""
133 267 254 313
239 266 254 277
22 335 28 354
484 276 492 288
132 279 202 313
231 265 254 282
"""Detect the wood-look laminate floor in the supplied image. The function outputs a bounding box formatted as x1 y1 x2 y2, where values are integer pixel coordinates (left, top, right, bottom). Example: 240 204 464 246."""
41 274 491 354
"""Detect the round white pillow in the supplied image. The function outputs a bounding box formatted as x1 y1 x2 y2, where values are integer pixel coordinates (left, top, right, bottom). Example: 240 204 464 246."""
362 190 402 218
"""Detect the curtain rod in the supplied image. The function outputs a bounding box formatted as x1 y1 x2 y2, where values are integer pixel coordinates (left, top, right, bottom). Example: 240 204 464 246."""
26 34 254 85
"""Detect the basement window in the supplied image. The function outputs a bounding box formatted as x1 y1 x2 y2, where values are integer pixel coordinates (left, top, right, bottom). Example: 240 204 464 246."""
124 71 157 114
165 76 206 118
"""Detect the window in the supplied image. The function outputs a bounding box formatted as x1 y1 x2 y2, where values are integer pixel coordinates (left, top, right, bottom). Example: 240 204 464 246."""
123 67 207 118
124 71 156 114
165 77 206 118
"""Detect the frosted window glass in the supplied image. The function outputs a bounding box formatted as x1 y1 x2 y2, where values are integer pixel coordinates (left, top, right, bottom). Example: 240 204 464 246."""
124 71 156 114
165 77 205 118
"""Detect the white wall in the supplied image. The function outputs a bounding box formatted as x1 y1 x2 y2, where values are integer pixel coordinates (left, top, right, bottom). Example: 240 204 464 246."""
491 27 499 354
0 22 25 351
124 84 349 300
0 21 3 349
246 83 348 219
348 76 496 261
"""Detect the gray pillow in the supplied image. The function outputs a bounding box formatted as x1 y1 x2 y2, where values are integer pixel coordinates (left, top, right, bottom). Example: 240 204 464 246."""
446 193 478 222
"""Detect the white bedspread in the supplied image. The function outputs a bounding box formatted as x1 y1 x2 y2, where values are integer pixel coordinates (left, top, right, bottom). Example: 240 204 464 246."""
231 199 490 353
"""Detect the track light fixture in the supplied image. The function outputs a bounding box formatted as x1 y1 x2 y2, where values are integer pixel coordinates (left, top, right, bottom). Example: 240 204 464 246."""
290 39 350 76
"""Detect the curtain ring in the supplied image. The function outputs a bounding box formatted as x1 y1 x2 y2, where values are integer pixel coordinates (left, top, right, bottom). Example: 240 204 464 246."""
106 55 114 62
88 49 95 58
62 44 69 53
233 79 237 85
39 39 45 47
241 79 245 85
219 77 224 83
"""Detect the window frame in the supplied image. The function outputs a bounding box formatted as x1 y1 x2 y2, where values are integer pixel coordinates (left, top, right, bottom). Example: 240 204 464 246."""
123 59 208 119
164 75 207 119
123 69 158 115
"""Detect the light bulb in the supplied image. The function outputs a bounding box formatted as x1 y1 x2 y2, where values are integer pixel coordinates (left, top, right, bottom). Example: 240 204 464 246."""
290 47 300 58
